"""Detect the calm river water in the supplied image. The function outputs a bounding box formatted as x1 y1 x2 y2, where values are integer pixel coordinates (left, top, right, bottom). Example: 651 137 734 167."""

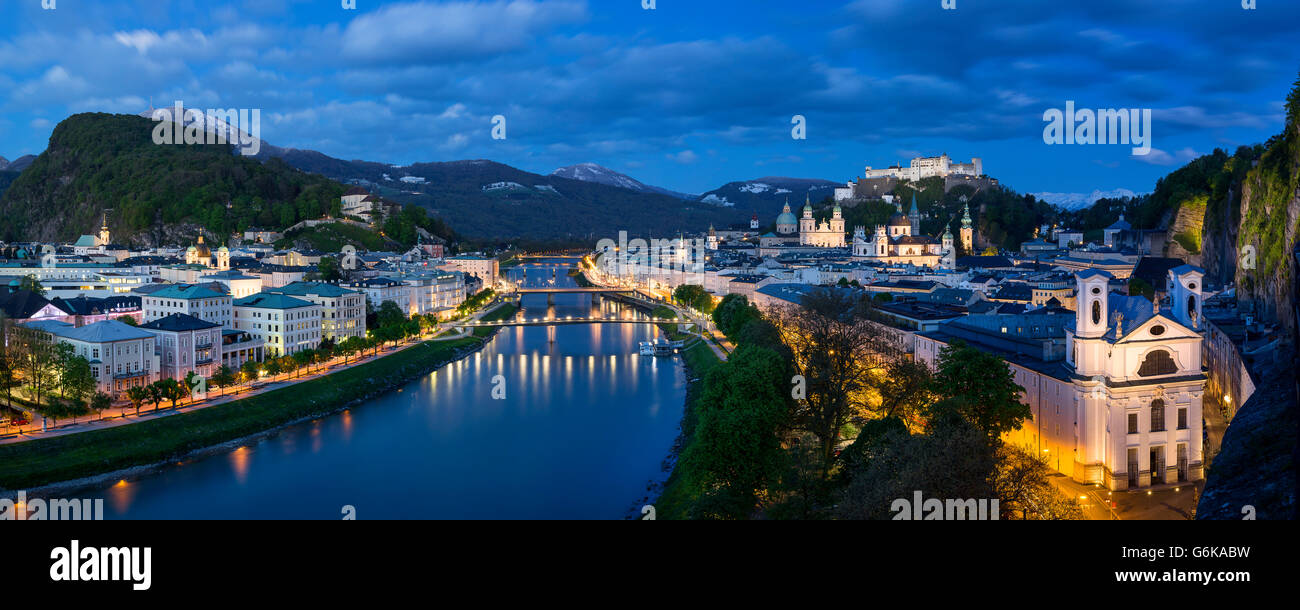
62 259 686 519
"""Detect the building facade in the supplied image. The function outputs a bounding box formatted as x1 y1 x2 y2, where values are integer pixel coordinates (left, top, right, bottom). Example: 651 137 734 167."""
232 293 323 357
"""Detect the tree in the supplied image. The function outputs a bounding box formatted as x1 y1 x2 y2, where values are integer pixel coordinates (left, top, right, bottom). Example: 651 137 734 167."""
146 382 164 413
673 284 715 314
835 416 997 519
264 357 283 379
927 341 1031 439
376 300 406 329
13 329 57 408
769 287 901 477
119 315 140 326
712 294 759 338
89 391 112 420
293 350 314 376
317 256 341 281
875 358 936 423
682 345 792 519
184 371 205 403
126 386 148 416
18 274 44 295
60 354 96 403
210 365 236 396
239 360 261 387
992 445 1085 520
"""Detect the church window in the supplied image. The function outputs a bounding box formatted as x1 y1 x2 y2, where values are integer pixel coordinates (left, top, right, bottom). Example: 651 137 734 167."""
1091 300 1101 325
1150 399 1166 432
1137 350 1177 376
1127 413 1138 434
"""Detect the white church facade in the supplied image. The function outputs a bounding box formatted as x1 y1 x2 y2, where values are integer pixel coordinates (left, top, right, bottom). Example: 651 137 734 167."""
916 265 1207 491
850 195 954 269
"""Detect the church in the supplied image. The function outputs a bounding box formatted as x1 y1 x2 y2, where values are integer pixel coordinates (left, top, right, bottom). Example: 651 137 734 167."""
759 196 846 250
184 235 231 270
915 266 1207 491
850 194 955 269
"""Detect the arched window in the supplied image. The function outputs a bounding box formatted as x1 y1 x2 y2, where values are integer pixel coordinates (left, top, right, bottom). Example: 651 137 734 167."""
1187 295 1197 325
1091 300 1101 325
1150 399 1166 432
1138 350 1178 376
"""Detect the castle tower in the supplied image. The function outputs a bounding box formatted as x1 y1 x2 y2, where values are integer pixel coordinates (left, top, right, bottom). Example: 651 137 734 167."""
908 194 921 236
960 201 974 253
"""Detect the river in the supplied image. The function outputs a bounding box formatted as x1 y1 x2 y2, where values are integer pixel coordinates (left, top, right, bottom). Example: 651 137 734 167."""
63 259 686 519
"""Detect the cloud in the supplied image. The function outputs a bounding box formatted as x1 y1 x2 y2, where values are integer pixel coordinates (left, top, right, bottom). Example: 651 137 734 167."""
667 150 698 164
1133 147 1200 166
339 0 588 63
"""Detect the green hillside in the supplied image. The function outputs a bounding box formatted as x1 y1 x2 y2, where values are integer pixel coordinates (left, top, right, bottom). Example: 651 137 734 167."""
0 113 347 244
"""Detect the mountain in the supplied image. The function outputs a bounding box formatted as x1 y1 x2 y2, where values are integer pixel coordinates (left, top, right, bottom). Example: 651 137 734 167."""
697 176 841 218
550 163 694 200
1032 188 1142 210
0 113 355 245
0 154 36 172
256 150 745 240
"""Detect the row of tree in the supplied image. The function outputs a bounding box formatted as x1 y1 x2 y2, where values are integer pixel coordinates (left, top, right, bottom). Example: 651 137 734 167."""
668 287 1082 519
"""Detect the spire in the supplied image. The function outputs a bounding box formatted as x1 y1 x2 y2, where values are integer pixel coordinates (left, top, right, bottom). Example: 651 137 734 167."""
909 193 918 214
961 201 972 228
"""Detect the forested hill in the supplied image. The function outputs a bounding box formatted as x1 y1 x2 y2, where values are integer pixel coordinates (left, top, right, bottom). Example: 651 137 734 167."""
255 151 748 240
0 113 350 245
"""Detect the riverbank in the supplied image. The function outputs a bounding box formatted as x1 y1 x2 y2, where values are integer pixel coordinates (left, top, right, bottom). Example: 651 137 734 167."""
647 337 722 519
0 305 519 492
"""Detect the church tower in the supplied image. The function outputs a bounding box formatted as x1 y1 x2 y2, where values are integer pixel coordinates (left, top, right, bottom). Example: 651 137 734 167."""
97 211 110 247
750 214 759 230
960 201 974 253
940 226 955 269
799 196 815 245
830 203 845 244
1168 265 1204 331
706 225 718 250
908 194 921 235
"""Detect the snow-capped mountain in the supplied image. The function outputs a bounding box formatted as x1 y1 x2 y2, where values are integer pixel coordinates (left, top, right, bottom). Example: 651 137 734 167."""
138 104 265 155
1033 188 1142 210
551 163 694 200
697 176 840 215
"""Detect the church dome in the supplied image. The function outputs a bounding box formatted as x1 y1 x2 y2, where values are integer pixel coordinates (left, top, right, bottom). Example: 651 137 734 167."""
193 236 211 258
887 214 911 227
776 210 797 225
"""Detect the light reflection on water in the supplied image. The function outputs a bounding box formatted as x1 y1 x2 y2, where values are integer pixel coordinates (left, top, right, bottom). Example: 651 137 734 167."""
58 261 685 519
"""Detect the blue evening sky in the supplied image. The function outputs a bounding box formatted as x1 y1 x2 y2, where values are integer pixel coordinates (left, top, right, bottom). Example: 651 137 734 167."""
0 0 1297 199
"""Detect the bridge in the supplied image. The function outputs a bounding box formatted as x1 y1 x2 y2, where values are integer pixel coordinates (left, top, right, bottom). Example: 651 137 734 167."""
514 286 635 294
453 315 680 328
